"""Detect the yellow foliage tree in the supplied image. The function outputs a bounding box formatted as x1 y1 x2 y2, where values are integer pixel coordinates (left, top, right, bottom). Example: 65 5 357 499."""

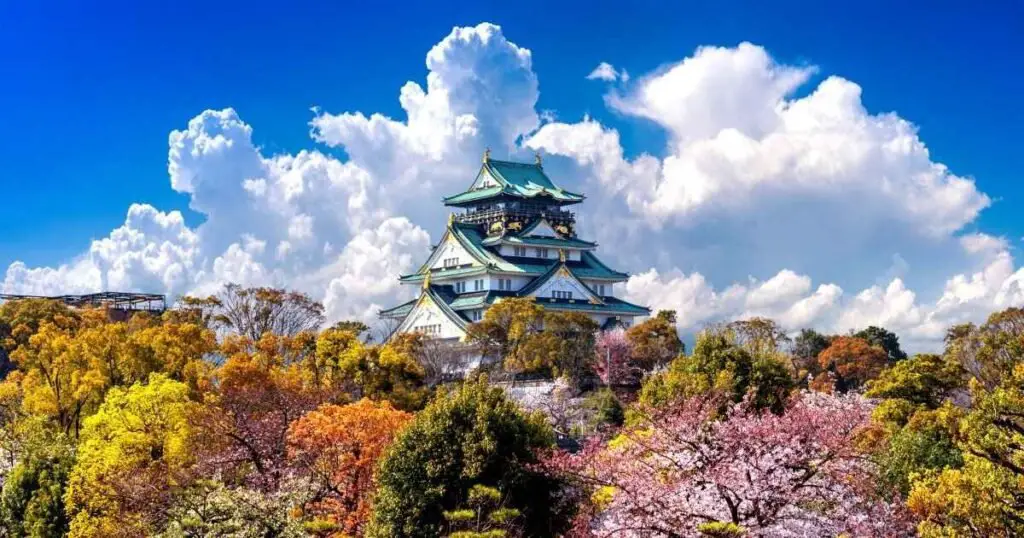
12 319 215 437
65 374 197 538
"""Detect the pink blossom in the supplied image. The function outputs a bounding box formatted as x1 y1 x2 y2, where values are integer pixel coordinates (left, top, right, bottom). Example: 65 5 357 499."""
544 392 913 537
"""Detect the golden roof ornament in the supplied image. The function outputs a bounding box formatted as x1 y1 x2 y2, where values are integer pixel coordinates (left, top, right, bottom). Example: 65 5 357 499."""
448 212 455 227
559 249 567 262
483 148 491 163
422 271 431 290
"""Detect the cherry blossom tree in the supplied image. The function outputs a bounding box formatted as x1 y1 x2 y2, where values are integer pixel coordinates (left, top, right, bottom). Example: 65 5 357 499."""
593 329 633 386
545 392 912 537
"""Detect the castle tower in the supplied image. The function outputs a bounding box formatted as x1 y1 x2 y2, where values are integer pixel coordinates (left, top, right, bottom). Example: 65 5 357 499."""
380 153 649 340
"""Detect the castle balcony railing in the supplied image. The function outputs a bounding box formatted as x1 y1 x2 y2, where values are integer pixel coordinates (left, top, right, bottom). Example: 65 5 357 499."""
456 207 575 225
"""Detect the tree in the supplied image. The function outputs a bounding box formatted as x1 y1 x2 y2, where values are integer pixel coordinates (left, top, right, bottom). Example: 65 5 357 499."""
194 354 324 493
441 485 522 538
873 406 963 497
792 328 831 378
817 336 888 392
582 388 624 429
865 353 965 408
331 320 370 339
540 312 598 387
855 326 908 363
287 399 412 536
593 328 633 386
908 457 1023 537
545 392 912 537
12 322 93 436
367 377 568 538
626 310 683 371
465 298 544 373
188 284 325 341
0 433 73 538
638 327 793 414
332 339 428 411
896 308 1024 536
389 332 469 387
158 479 310 538
65 374 197 537
0 299 81 377
11 318 216 437
726 317 791 359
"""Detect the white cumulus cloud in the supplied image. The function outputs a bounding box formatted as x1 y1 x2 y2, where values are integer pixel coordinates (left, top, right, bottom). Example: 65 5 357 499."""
2 25 1021 349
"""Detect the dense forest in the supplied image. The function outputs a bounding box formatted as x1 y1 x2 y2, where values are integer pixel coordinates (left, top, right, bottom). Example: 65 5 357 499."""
0 284 1022 537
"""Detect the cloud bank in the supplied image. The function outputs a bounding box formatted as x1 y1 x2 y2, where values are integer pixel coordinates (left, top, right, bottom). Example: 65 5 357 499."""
3 24 1020 350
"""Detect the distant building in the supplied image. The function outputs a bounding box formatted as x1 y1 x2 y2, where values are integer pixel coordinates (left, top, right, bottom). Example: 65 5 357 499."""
0 292 166 321
380 152 649 342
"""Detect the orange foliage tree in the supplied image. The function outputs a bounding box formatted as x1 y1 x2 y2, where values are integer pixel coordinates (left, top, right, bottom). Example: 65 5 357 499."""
195 335 329 492
816 336 888 392
287 399 412 536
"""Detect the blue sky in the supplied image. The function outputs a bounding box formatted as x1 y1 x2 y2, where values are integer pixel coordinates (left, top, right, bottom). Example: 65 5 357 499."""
1 1 1022 349
2 1 1020 268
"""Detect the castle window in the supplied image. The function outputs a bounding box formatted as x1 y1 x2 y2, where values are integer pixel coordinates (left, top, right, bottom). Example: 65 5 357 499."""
552 290 573 300
455 281 466 293
536 248 548 258
418 324 442 335
513 246 527 257
443 257 458 268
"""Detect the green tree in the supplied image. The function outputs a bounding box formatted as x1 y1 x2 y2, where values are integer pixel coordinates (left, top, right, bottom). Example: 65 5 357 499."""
465 298 544 374
638 327 793 414
506 312 598 386
903 308 1024 535
626 310 683 371
542 312 598 387
0 434 73 538
865 353 965 408
792 328 831 379
442 485 521 538
854 326 908 363
367 377 567 538
157 479 309 538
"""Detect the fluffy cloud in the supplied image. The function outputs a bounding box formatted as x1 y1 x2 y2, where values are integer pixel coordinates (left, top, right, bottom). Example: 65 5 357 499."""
2 25 1021 349
1 23 543 328
622 234 1024 350
524 41 1020 350
586 62 628 82
528 44 991 292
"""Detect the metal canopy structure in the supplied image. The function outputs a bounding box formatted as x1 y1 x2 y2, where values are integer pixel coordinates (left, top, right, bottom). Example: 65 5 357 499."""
0 292 166 312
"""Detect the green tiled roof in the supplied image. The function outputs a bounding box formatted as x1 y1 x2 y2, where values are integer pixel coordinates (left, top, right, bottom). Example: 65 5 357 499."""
400 222 628 282
514 259 616 305
444 160 584 206
458 292 649 316
399 265 486 283
379 298 416 319
481 235 596 249
441 186 504 205
540 297 651 316
448 292 490 310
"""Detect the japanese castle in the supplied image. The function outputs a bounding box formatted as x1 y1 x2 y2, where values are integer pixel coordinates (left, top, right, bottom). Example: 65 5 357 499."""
380 152 649 341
